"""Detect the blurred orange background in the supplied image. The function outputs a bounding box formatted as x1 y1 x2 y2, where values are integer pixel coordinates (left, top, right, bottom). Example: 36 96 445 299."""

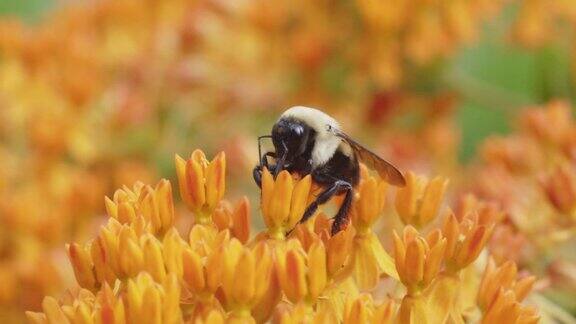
1 0 576 322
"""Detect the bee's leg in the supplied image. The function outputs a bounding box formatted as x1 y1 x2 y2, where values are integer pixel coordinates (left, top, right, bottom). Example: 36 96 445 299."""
273 141 288 177
331 185 353 235
298 180 352 230
253 166 263 188
253 152 276 188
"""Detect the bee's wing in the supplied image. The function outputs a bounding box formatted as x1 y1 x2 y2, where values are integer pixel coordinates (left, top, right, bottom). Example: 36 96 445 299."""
333 129 406 187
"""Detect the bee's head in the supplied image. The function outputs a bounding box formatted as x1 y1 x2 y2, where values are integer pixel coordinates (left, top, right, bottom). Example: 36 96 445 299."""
271 118 310 161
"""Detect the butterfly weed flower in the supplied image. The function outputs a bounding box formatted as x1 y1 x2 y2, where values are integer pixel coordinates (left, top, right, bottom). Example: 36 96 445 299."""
349 168 398 290
442 208 497 273
343 294 396 324
521 101 573 147
393 226 447 296
26 273 182 324
167 231 220 318
478 258 539 323
69 219 167 288
539 164 576 217
260 168 312 240
470 102 576 319
212 197 251 243
477 258 537 312
481 290 540 324
29 149 549 323
175 150 226 225
220 239 277 323
395 171 449 229
104 180 175 237
275 239 328 309
0 0 539 319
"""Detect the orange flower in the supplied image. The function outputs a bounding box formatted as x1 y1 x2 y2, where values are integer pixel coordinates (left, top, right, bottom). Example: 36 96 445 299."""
477 258 537 312
395 172 449 228
521 100 572 146
344 294 395 324
260 168 312 239
125 273 182 323
105 179 175 236
393 226 447 295
212 197 251 243
350 173 388 233
175 150 226 224
442 209 496 272
69 218 184 290
348 169 397 290
67 242 97 290
181 243 225 298
26 273 182 324
325 227 354 280
290 217 354 281
219 239 278 322
275 239 328 306
512 0 553 47
540 164 576 215
481 290 540 324
164 227 226 318
489 226 528 267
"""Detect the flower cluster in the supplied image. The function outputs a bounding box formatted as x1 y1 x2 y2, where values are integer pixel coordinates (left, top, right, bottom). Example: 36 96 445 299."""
471 101 576 317
2 0 576 320
512 0 576 48
27 149 540 323
0 1 503 315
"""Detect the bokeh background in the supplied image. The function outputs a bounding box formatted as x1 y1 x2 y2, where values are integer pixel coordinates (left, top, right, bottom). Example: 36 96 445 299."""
1 0 576 322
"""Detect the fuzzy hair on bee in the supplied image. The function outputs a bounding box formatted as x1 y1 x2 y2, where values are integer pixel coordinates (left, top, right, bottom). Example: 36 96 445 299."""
254 106 405 235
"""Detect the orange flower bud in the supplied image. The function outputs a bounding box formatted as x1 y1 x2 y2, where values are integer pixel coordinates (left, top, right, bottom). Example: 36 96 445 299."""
276 239 328 304
67 243 97 290
344 295 371 324
219 239 276 320
374 299 395 324
175 150 226 223
540 164 576 215
521 100 572 146
141 234 166 282
344 294 396 324
393 226 446 295
182 248 205 294
442 210 495 272
125 273 182 323
261 169 312 239
326 227 354 279
213 197 251 243
162 228 187 278
478 258 537 312
29 273 182 323
395 172 448 228
351 174 388 233
481 289 539 324
41 296 69 324
104 180 175 236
